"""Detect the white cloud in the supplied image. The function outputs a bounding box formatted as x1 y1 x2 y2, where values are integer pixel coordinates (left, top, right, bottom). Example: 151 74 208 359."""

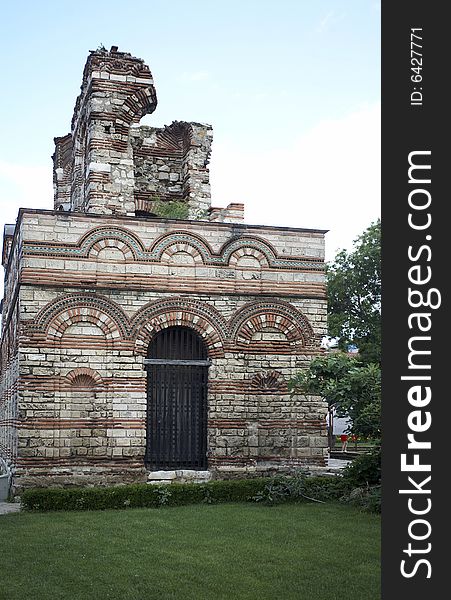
0 161 53 226
209 102 381 262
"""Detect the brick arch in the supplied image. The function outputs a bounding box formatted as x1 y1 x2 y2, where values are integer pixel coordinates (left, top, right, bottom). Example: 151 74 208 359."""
149 231 213 264
220 237 277 267
32 293 130 340
160 242 204 265
78 226 146 260
131 298 228 357
118 86 157 126
48 310 119 340
88 240 132 260
228 246 270 267
66 367 103 389
229 300 316 348
240 319 292 342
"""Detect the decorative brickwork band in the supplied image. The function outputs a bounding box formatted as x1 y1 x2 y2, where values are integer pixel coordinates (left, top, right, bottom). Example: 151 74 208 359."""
21 293 317 356
24 227 325 272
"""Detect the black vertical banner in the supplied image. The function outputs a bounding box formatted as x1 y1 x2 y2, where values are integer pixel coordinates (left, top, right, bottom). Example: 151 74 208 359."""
382 2 447 598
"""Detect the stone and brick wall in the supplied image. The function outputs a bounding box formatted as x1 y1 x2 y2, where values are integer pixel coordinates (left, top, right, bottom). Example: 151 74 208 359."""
1 210 327 490
131 122 212 219
0 47 329 491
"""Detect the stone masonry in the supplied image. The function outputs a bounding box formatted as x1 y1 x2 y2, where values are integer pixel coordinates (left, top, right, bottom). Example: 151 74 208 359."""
0 47 328 492
53 46 212 219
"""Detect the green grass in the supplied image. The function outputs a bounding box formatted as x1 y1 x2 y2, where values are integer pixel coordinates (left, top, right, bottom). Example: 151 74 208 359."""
1 503 380 600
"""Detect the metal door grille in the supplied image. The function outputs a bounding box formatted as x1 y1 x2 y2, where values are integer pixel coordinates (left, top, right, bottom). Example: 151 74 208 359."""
144 327 209 470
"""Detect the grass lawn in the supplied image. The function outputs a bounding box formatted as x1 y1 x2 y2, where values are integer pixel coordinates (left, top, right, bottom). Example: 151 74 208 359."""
0 503 380 600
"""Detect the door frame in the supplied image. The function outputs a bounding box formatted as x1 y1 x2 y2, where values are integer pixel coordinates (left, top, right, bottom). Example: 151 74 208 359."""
143 328 211 470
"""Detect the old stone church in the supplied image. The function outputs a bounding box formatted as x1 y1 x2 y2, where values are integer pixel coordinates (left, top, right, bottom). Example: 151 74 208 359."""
0 47 328 491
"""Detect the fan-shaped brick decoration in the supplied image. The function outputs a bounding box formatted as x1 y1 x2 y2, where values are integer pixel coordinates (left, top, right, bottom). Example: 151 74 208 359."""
250 371 286 393
66 368 103 389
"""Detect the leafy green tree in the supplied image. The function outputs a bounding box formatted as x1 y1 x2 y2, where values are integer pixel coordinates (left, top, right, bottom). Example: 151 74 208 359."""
288 353 381 441
327 219 381 364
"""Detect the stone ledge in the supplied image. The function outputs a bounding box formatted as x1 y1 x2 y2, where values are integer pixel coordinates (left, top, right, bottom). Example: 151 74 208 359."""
147 470 212 484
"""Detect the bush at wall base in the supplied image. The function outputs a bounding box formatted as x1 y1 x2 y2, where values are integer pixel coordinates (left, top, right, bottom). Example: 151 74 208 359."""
21 476 353 513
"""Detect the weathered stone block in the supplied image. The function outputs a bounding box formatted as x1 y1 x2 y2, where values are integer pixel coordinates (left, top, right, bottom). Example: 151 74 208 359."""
148 471 177 480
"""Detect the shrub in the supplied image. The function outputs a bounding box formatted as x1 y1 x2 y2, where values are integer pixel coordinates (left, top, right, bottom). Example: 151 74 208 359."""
338 449 381 513
253 471 309 505
21 479 271 513
21 474 368 513
303 475 352 501
152 199 189 219
340 485 381 514
206 479 266 503
342 448 381 487
253 472 352 505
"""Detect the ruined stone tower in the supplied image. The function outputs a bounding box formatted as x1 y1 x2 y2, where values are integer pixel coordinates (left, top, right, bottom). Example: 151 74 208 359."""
53 46 212 218
0 47 328 492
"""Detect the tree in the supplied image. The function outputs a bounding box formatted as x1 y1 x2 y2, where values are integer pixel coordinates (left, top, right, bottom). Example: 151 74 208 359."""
327 219 381 364
288 353 381 442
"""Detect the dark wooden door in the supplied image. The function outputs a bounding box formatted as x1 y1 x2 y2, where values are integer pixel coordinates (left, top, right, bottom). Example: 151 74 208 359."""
145 327 209 470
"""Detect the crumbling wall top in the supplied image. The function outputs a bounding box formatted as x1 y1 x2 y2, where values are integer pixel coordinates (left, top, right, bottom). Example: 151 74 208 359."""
71 46 157 132
52 46 217 219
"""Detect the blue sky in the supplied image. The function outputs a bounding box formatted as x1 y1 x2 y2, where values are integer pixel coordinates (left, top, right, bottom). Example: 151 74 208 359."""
0 0 380 262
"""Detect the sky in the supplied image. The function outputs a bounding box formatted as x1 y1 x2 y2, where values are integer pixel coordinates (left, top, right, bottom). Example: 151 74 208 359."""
0 0 380 265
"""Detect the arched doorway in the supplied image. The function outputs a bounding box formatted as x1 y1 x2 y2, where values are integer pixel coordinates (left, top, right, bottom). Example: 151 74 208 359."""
144 327 210 470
